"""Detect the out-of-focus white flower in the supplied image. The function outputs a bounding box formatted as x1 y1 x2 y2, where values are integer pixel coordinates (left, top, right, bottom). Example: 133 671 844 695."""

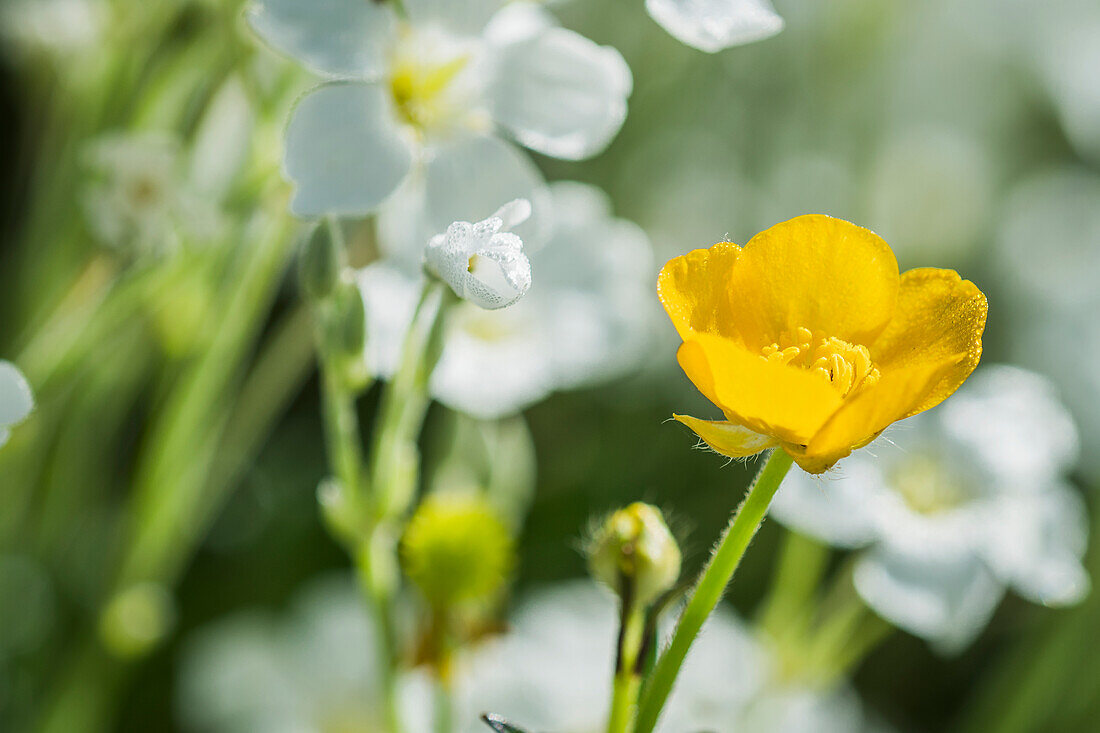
0 361 34 448
772 365 1089 653
82 133 223 257
178 575 393 733
179 573 872 733
645 0 784 53
247 0 632 243
360 182 654 418
0 0 104 60
451 581 870 733
425 200 532 310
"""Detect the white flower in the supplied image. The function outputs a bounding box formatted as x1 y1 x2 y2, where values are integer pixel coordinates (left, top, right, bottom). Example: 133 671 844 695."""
178 575 394 733
82 132 223 257
359 182 654 418
425 199 532 310
247 0 632 240
452 582 870 733
178 575 871 733
0 361 34 448
771 365 1089 653
645 0 783 53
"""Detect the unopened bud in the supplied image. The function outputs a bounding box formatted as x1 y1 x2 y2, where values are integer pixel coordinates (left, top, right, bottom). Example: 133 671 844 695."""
587 502 680 608
299 223 343 302
401 493 515 610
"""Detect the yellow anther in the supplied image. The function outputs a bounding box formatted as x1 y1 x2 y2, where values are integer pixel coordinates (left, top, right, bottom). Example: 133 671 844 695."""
760 328 879 397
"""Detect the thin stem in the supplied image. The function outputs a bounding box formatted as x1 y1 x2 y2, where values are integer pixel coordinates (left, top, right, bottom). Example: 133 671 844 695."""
368 279 451 519
607 596 646 733
633 449 794 733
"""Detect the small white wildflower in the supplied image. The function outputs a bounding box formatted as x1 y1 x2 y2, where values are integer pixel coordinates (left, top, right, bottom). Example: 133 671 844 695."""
0 360 34 448
771 365 1089 653
247 0 632 242
360 182 655 419
82 132 222 257
424 200 532 310
646 0 784 53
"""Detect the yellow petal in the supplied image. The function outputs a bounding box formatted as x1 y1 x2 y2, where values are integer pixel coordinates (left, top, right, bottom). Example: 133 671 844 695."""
657 242 745 343
726 215 900 349
673 415 778 457
678 333 844 445
869 268 987 417
792 357 962 473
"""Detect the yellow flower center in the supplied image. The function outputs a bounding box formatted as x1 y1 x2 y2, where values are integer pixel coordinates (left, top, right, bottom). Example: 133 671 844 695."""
890 454 969 515
761 326 880 397
387 29 482 136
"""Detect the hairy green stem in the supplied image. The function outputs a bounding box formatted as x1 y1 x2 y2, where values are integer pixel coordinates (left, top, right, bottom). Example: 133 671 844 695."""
634 449 794 733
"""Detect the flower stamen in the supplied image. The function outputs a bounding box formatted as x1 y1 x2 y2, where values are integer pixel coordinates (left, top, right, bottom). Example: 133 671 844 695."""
761 327 880 397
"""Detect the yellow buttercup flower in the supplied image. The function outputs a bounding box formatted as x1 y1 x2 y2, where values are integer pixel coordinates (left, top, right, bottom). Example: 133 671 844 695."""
659 214 987 474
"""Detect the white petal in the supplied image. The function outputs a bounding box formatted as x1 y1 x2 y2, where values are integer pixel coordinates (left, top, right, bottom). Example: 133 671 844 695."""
403 0 506 36
284 83 412 217
490 198 531 230
432 301 556 418
245 0 395 79
0 360 34 429
769 457 884 548
488 27 632 160
356 265 422 379
853 546 1004 654
481 0 556 45
645 0 784 53
937 365 1080 482
529 181 656 388
984 486 1090 607
424 135 549 249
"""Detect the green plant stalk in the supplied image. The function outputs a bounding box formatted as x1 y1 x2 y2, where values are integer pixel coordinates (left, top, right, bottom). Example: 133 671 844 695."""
757 529 829 641
633 449 794 733
607 603 646 733
119 208 296 588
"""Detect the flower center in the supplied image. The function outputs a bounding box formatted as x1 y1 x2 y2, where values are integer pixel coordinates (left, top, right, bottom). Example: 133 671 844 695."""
387 29 480 136
760 326 880 397
890 454 970 515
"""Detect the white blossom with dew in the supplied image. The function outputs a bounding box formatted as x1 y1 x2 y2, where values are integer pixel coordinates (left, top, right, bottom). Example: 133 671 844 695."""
425 199 532 310
359 182 655 419
247 0 632 254
0 361 34 448
771 365 1089 653
645 0 783 53
81 132 224 258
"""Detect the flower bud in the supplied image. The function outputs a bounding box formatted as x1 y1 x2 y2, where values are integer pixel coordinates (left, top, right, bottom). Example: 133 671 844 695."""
423 200 532 310
299 222 344 302
587 502 681 608
401 493 515 610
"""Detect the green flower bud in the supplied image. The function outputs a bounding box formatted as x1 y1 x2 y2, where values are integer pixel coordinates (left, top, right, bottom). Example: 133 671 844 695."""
330 282 367 357
299 223 343 302
401 493 515 610
98 583 175 658
587 502 681 608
